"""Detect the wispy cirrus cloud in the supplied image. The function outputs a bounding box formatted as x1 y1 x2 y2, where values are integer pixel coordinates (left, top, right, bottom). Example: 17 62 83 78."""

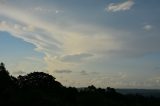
0 3 122 71
58 53 93 63
106 0 135 12
1 0 160 89
30 7 63 14
1 2 160 72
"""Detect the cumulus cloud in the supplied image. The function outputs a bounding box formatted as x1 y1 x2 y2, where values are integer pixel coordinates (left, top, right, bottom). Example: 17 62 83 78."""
106 0 135 12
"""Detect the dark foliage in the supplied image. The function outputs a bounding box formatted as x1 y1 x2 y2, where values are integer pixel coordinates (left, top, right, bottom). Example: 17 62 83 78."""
0 62 160 106
17 72 62 89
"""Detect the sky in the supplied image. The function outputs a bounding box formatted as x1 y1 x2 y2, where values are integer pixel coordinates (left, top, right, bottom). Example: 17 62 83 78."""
0 0 160 89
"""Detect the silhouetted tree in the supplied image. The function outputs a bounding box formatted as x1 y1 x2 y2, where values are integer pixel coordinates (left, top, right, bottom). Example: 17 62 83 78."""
17 72 62 89
106 87 116 93
88 85 96 91
0 62 9 75
0 63 12 92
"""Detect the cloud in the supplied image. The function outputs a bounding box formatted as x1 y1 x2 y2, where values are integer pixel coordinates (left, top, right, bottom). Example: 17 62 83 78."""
0 3 160 70
0 0 6 4
54 69 72 74
0 2 159 73
25 56 44 62
106 0 135 12
1 3 130 73
12 70 26 75
0 19 61 53
143 25 153 31
1 1 160 89
0 0 158 90
154 66 160 71
80 70 88 75
59 53 93 62
31 7 63 14
85 72 160 89
55 10 62 14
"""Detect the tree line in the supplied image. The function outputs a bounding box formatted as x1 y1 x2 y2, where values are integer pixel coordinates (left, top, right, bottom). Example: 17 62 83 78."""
0 62 160 106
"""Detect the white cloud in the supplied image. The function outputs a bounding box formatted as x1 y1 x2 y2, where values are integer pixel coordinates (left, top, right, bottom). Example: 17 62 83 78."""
58 53 94 62
0 3 159 72
106 0 135 12
0 2 123 71
55 10 60 14
29 6 64 14
143 25 153 31
1 0 160 88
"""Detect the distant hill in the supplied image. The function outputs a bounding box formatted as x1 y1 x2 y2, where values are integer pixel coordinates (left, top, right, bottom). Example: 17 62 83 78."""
116 89 160 98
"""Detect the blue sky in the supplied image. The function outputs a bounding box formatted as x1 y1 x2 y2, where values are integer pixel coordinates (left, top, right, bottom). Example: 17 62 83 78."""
0 0 160 89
